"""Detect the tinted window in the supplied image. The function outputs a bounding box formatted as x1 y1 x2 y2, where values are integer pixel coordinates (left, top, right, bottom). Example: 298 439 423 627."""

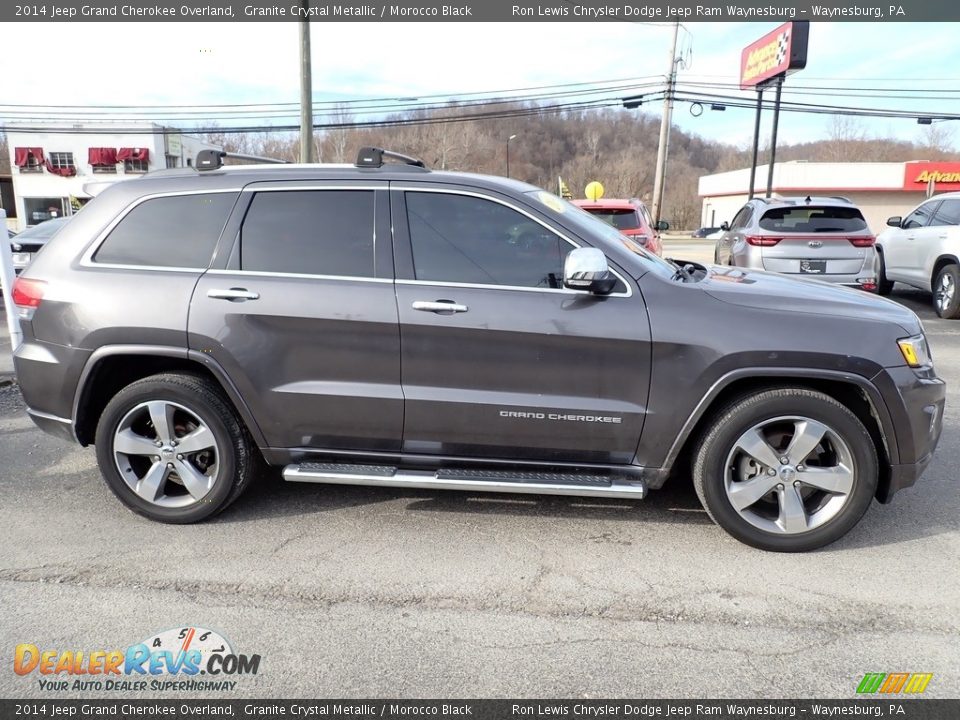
240 190 374 277
586 209 641 231
902 203 936 230
406 192 566 288
730 207 752 230
931 199 960 227
95 193 234 268
759 206 867 233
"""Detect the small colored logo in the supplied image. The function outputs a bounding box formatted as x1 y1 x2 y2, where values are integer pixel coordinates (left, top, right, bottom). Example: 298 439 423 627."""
856 673 933 694
13 626 261 693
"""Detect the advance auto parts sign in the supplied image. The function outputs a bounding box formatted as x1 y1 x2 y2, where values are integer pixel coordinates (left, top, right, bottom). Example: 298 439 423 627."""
740 21 809 90
903 161 960 191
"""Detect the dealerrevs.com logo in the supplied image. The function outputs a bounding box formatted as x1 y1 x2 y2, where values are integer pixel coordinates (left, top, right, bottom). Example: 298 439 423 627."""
14 626 261 692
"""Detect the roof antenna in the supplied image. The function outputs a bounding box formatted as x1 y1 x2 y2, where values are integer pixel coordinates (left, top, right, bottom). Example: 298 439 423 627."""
804 195 812 204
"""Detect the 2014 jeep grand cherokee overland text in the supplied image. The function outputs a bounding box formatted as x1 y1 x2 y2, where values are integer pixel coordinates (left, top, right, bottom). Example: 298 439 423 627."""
11 148 946 552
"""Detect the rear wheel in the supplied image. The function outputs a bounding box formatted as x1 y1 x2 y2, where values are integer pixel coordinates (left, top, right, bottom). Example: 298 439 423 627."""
934 264 960 319
876 251 894 296
95 373 258 523
693 388 877 552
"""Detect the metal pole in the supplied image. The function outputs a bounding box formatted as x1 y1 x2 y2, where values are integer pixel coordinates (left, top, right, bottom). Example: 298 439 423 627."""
747 88 763 200
506 134 517 178
298 2 313 164
766 77 784 199
651 20 680 227
0 209 23 354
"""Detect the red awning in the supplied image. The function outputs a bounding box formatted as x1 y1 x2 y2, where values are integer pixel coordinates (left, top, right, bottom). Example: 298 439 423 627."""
14 147 44 167
117 147 150 163
88 147 118 166
45 160 76 177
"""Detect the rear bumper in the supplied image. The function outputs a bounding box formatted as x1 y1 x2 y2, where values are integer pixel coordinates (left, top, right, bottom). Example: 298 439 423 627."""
25 408 76 443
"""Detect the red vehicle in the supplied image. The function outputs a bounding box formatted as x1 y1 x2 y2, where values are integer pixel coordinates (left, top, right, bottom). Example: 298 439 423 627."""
573 198 666 256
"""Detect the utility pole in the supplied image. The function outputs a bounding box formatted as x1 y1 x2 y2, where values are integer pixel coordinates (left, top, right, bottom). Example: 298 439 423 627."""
650 20 680 228
298 1 313 164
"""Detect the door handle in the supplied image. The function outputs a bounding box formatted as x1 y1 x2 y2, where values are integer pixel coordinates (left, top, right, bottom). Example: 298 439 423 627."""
207 288 260 302
412 300 468 314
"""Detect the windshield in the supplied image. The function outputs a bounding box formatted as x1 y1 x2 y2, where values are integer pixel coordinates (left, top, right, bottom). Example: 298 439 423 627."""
759 206 867 233
585 208 641 231
524 191 676 278
18 218 70 240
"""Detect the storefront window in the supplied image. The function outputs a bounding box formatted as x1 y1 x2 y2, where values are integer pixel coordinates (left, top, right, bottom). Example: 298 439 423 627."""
24 197 67 226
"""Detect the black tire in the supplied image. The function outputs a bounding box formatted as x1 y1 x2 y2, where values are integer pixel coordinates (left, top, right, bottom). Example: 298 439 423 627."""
95 373 259 523
933 264 960 319
876 251 894 296
692 388 878 552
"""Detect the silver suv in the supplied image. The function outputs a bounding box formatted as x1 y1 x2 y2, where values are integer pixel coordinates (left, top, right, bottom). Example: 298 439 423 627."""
714 196 879 291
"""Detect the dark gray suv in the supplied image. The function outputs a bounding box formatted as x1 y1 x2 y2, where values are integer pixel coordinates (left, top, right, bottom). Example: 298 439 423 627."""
11 148 945 552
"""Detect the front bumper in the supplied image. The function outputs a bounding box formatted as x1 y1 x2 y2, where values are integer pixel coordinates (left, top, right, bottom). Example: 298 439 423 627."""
872 365 945 503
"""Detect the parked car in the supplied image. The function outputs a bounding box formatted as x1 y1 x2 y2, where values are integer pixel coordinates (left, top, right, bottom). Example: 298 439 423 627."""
876 192 960 318
692 226 722 238
9 217 71 275
573 198 666 256
714 196 879 291
11 148 944 552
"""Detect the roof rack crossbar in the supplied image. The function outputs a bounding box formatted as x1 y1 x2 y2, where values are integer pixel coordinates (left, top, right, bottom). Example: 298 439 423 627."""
355 147 426 169
196 149 288 171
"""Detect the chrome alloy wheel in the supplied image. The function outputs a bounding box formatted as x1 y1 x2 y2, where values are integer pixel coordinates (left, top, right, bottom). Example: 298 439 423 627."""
113 401 220 508
724 416 856 535
935 271 955 314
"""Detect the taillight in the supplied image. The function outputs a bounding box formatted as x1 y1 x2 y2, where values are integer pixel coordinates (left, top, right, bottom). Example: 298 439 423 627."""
745 235 782 247
849 236 876 247
12 277 45 309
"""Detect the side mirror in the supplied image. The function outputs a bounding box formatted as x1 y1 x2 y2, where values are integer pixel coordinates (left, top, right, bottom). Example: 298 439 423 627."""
656 220 670 232
720 221 730 231
564 247 617 294
886 216 903 228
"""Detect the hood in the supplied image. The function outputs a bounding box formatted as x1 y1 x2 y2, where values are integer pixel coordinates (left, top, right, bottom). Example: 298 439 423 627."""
701 265 923 335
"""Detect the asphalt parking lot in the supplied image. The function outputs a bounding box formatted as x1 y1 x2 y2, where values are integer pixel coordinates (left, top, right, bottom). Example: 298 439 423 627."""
1 243 957 699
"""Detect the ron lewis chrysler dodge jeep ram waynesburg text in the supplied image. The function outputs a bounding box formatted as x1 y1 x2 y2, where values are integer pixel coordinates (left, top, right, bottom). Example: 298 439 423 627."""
11 148 946 552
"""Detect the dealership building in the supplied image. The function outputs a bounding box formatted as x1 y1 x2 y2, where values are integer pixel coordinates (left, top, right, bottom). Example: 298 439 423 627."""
698 161 960 234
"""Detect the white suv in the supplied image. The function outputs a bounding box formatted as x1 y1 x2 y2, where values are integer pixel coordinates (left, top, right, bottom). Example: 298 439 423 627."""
877 193 960 318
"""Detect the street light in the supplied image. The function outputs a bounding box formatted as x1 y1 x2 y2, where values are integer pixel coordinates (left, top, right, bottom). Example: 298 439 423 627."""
506 134 517 178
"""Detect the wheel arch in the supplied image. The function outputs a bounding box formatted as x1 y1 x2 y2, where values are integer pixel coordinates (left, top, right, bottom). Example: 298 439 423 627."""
930 254 960 291
660 369 897 503
72 345 266 449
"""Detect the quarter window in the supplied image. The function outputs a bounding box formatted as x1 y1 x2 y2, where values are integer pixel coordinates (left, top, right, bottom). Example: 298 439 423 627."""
240 190 375 277
94 193 235 268
405 192 567 289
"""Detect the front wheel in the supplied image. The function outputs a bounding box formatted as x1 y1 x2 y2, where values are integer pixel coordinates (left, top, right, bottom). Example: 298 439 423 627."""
95 373 258 523
693 388 878 552
934 264 960 319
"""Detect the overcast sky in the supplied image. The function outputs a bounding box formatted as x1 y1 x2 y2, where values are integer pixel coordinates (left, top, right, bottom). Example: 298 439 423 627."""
2 21 958 150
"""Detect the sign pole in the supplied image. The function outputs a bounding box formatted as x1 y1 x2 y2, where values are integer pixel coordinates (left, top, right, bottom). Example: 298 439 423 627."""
765 76 784 199
747 88 763 200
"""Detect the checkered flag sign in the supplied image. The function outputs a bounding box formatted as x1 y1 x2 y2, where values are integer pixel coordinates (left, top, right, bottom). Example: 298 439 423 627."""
775 30 790 66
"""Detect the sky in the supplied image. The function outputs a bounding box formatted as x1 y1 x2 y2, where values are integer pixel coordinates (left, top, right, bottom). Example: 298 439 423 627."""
1 21 959 151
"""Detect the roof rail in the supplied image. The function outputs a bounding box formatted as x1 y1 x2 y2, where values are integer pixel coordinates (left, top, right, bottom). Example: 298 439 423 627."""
828 195 853 203
196 149 288 171
355 147 427 169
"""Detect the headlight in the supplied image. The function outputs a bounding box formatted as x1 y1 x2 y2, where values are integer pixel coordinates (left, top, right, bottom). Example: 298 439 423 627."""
897 335 932 368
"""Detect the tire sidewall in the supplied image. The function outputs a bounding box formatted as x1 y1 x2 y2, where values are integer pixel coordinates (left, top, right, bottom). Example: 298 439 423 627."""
95 380 238 523
698 393 878 552
934 265 960 319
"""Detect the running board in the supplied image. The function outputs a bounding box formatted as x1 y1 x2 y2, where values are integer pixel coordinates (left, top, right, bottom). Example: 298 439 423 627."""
282 462 646 499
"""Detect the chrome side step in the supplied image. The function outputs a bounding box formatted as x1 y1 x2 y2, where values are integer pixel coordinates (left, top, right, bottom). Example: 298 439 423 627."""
282 462 646 499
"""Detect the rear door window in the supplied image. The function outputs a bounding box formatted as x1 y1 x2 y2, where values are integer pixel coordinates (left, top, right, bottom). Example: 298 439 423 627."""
239 190 375 277
759 206 867 233
94 192 235 268
931 199 960 227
